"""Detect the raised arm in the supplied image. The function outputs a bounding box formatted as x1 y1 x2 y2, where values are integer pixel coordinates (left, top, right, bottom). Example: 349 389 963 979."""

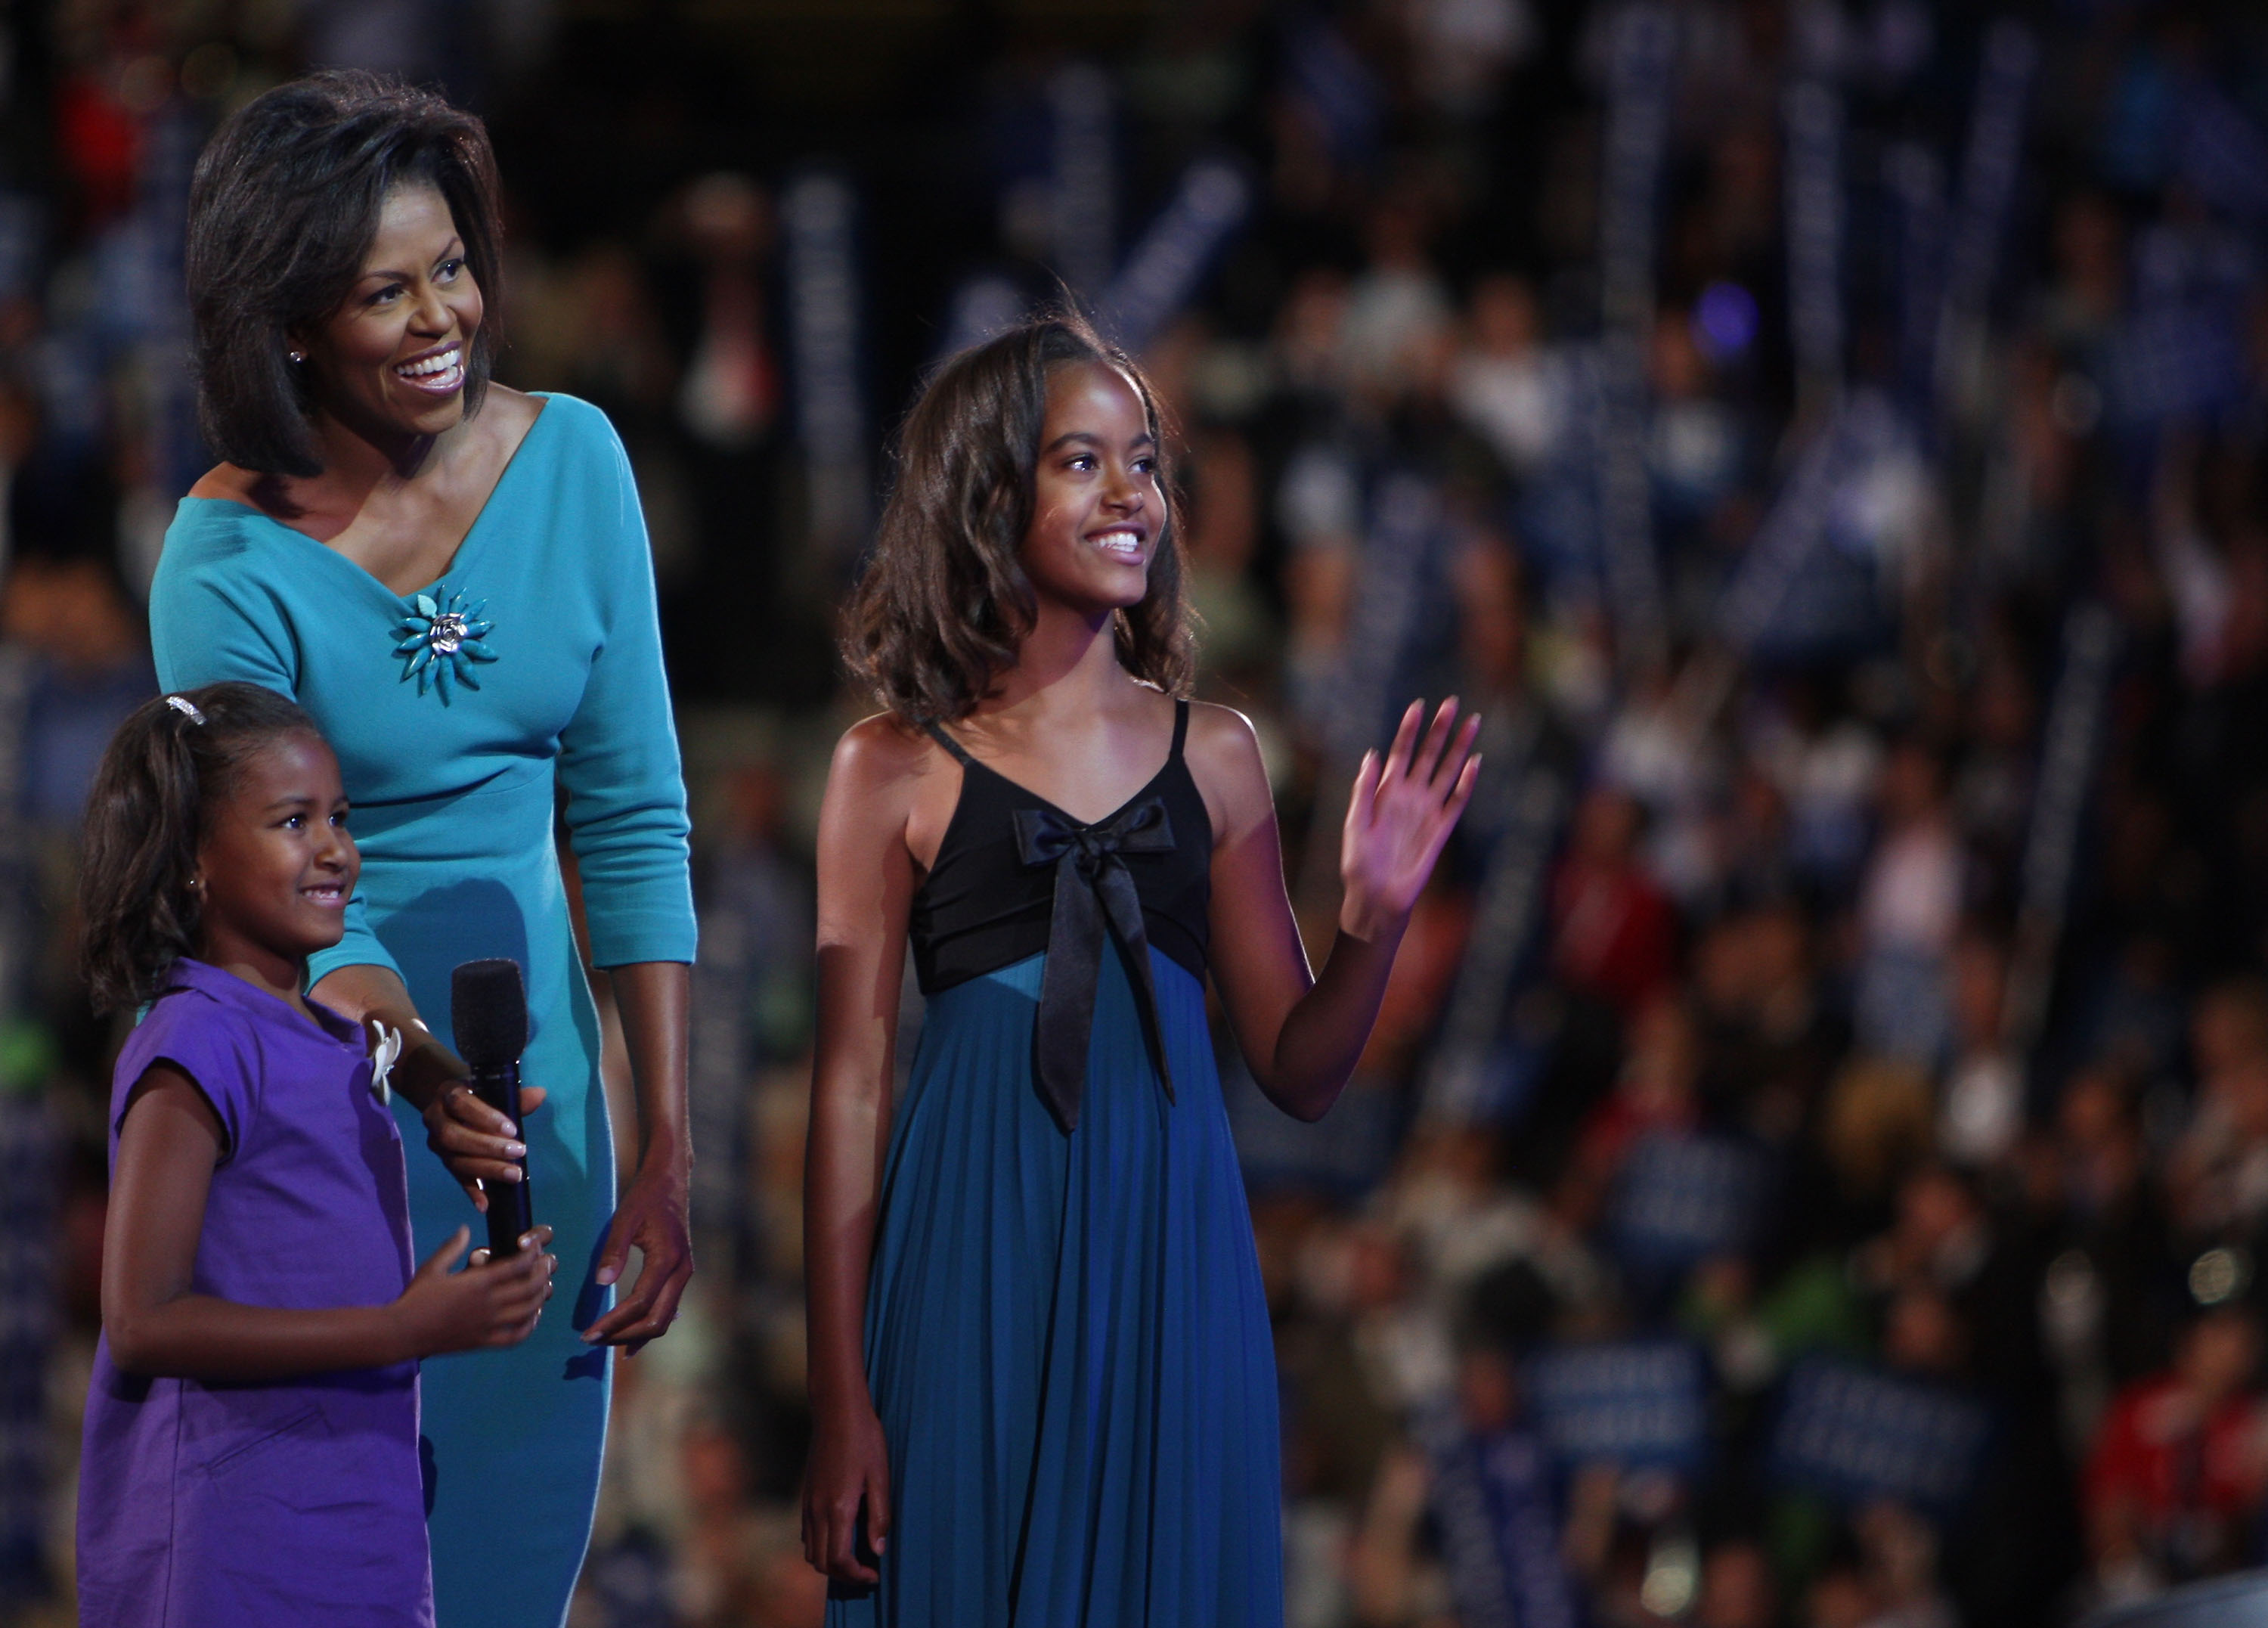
801 718 925 1586
1200 699 1479 1122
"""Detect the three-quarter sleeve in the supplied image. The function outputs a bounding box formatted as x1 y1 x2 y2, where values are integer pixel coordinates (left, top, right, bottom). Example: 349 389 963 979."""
554 423 698 968
148 524 405 987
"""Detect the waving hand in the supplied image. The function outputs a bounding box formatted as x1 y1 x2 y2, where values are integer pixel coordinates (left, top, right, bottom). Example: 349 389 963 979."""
1340 698 1482 940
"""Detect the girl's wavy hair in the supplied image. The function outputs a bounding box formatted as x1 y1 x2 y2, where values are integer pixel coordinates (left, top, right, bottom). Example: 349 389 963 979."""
185 70 504 478
80 684 325 1014
843 312 1194 722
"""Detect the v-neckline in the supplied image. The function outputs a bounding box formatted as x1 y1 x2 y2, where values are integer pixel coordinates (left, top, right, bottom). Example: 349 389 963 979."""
935 712 1180 830
960 750 1176 832
187 393 554 601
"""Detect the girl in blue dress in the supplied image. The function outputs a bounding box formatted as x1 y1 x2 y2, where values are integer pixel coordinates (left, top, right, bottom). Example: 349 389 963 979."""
150 74 696 1627
802 315 1481 1624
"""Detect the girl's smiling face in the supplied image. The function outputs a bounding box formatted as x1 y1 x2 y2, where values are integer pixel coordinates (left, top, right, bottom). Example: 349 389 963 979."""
1020 360 1163 616
296 181 482 446
195 733 359 975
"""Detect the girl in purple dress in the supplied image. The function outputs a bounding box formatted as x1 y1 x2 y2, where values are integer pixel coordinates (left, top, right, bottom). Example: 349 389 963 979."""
74 681 559 1628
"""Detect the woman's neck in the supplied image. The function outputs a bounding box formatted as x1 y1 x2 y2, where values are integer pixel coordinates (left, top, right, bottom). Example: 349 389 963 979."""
983 597 1129 721
240 408 456 526
315 405 450 493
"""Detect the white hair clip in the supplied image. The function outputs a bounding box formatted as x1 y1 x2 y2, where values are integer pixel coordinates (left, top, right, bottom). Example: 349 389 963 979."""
165 695 206 726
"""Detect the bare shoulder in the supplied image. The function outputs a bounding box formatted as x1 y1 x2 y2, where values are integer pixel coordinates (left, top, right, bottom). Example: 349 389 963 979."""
822 715 955 908
483 383 544 435
476 386 545 470
1182 700 1275 842
830 712 936 795
187 464 259 504
1183 699 1263 769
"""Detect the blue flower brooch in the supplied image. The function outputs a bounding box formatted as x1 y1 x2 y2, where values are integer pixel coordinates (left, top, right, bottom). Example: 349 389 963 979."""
392 585 496 702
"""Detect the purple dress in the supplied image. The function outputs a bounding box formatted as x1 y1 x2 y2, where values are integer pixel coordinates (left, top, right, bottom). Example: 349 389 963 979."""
77 958 431 1627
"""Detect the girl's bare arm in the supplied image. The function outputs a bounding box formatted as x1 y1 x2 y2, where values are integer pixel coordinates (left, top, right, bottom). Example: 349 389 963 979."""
102 1064 556 1381
801 718 925 1585
1198 699 1479 1121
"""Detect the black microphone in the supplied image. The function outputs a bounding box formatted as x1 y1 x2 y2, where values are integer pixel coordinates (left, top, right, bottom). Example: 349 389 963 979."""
452 958 533 1261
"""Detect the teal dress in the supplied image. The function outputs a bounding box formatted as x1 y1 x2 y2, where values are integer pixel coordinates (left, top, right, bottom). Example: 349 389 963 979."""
829 703 1283 1626
149 393 696 1628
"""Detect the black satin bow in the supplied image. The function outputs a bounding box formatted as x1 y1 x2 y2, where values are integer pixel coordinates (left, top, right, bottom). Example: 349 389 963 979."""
1014 795 1178 1132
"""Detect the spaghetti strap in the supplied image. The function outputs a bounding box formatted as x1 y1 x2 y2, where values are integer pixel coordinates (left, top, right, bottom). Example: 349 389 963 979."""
926 721 978 767
1170 698 1189 759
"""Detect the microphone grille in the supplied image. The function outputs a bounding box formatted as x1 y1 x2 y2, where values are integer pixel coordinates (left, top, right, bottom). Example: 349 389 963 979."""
451 958 528 1069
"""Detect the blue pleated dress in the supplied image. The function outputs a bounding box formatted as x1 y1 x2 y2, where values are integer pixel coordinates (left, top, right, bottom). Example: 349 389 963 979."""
148 394 697 1628
829 702 1283 1627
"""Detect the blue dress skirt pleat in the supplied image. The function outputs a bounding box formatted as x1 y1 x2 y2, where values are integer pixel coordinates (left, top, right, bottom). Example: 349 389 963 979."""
828 946 1282 1627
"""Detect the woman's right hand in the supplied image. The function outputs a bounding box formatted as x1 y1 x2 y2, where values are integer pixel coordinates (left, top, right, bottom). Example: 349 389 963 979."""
422 1083 549 1210
312 968 545 1211
802 1398 891 1586
393 1223 556 1357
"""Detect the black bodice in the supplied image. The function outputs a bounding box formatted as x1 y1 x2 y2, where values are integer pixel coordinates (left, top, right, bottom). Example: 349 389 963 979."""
910 700 1213 992
910 700 1213 1130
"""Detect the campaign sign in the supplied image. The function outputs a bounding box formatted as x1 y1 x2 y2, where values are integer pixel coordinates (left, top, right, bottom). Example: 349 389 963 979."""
1610 1132 1771 1274
1095 157 1250 355
1422 764 1567 1128
1414 1409 1582 1628
1769 1357 1991 1516
1526 1339 1708 1472
0 1093 54 1595
781 171 868 557
2104 305 2248 427
2178 84 2268 224
1331 470 1453 765
1718 393 1902 659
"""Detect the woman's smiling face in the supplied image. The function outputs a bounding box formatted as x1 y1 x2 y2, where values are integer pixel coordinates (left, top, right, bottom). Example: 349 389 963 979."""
1019 359 1164 618
297 181 482 446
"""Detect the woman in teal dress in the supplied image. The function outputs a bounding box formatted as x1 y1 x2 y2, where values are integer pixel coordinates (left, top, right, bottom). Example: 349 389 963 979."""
802 315 1479 1623
149 75 695 1628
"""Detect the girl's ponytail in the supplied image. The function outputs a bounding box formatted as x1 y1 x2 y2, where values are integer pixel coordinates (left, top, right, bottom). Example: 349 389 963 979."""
79 682 320 1013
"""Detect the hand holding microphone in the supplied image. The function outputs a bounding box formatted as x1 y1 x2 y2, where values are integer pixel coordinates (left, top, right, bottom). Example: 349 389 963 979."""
417 963 545 1224
395 1222 559 1356
445 958 537 1261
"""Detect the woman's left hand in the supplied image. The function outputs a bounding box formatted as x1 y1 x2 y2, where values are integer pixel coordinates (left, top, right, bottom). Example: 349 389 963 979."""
1339 697 1482 941
581 1158 692 1354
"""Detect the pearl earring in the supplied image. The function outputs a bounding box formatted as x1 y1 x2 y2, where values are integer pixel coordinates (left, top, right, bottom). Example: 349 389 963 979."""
288 349 305 364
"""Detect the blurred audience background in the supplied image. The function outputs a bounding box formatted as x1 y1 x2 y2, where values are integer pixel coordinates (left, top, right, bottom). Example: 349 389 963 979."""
6 2 2268 1625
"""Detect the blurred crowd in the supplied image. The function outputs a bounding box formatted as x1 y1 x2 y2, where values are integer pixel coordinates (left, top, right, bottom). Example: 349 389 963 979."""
7 2 2268 1626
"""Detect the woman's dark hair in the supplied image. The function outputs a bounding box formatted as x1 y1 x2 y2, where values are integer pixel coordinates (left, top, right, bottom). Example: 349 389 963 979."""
80 683 325 1014
843 312 1196 722
185 70 504 477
